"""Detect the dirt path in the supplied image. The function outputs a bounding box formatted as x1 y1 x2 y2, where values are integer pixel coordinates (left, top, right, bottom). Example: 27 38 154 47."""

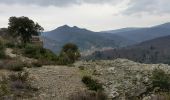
26 65 86 100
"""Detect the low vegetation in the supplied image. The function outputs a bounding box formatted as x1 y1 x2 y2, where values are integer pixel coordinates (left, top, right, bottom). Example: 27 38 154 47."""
0 39 7 59
151 68 170 91
69 90 107 100
58 43 81 65
22 44 58 63
0 71 38 99
82 76 103 91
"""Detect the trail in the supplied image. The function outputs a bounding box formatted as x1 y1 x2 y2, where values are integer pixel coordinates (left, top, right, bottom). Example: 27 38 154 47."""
27 65 85 100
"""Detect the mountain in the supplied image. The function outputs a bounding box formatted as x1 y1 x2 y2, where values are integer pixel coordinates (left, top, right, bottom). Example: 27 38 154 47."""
102 27 140 34
104 22 170 43
42 25 133 53
86 35 170 64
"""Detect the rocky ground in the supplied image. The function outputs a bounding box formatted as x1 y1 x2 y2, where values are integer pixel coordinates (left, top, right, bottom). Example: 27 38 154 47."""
3 48 170 100
4 48 86 100
26 65 86 100
74 59 170 100
5 48 37 63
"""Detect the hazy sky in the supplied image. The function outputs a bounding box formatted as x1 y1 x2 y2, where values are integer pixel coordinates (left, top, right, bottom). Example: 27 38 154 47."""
0 0 170 31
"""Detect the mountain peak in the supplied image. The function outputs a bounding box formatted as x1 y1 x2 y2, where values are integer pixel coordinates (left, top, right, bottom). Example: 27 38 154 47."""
58 25 70 29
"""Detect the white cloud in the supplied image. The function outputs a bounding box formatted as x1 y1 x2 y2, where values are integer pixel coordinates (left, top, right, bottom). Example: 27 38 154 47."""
0 0 121 6
0 0 170 31
124 0 170 15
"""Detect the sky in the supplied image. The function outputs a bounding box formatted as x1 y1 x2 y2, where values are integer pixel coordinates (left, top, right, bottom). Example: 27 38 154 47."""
0 0 170 31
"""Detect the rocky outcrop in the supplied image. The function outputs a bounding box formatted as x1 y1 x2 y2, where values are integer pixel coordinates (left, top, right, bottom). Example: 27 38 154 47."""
74 59 170 99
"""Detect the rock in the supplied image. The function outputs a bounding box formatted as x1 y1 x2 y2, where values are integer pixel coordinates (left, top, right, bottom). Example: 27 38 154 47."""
74 58 170 99
142 96 152 100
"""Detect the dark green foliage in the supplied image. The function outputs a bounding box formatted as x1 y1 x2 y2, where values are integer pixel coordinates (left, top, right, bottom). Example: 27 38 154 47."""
23 44 58 61
0 76 10 96
0 41 6 59
151 69 170 91
69 90 107 100
32 62 42 67
8 16 44 44
82 76 103 91
58 43 80 65
5 42 15 48
5 60 28 71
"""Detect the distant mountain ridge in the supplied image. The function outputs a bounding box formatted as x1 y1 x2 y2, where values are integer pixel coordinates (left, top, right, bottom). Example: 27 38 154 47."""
42 25 133 53
104 22 170 43
85 35 170 64
42 22 170 54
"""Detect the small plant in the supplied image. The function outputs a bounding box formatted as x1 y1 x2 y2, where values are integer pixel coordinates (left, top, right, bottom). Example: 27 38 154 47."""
69 90 107 100
151 68 170 91
82 76 103 91
5 42 15 48
9 72 29 83
0 76 10 96
0 71 37 98
0 40 6 59
79 66 85 70
57 43 81 65
6 61 26 71
32 62 42 67
9 71 31 91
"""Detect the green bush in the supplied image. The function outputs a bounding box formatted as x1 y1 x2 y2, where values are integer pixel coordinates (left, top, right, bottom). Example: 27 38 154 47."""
0 41 6 59
69 90 107 100
5 42 15 48
32 62 42 67
6 61 25 71
151 68 170 91
57 43 80 65
22 44 58 62
0 76 10 97
82 76 103 91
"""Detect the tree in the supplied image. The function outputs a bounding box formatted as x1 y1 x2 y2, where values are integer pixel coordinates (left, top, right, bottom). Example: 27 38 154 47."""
8 16 44 44
58 43 80 64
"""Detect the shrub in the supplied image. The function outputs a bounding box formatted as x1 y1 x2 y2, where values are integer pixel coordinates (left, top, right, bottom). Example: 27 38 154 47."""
32 62 42 67
0 76 10 96
58 43 81 65
82 76 103 91
9 72 29 83
22 44 58 62
69 90 107 100
6 61 26 71
9 71 31 91
0 40 6 59
57 52 71 65
0 71 37 98
5 42 15 48
151 68 170 91
79 66 85 70
8 64 24 71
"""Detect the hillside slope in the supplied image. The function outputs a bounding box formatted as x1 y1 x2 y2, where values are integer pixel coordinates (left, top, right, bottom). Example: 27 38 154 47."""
42 25 133 53
86 35 170 64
